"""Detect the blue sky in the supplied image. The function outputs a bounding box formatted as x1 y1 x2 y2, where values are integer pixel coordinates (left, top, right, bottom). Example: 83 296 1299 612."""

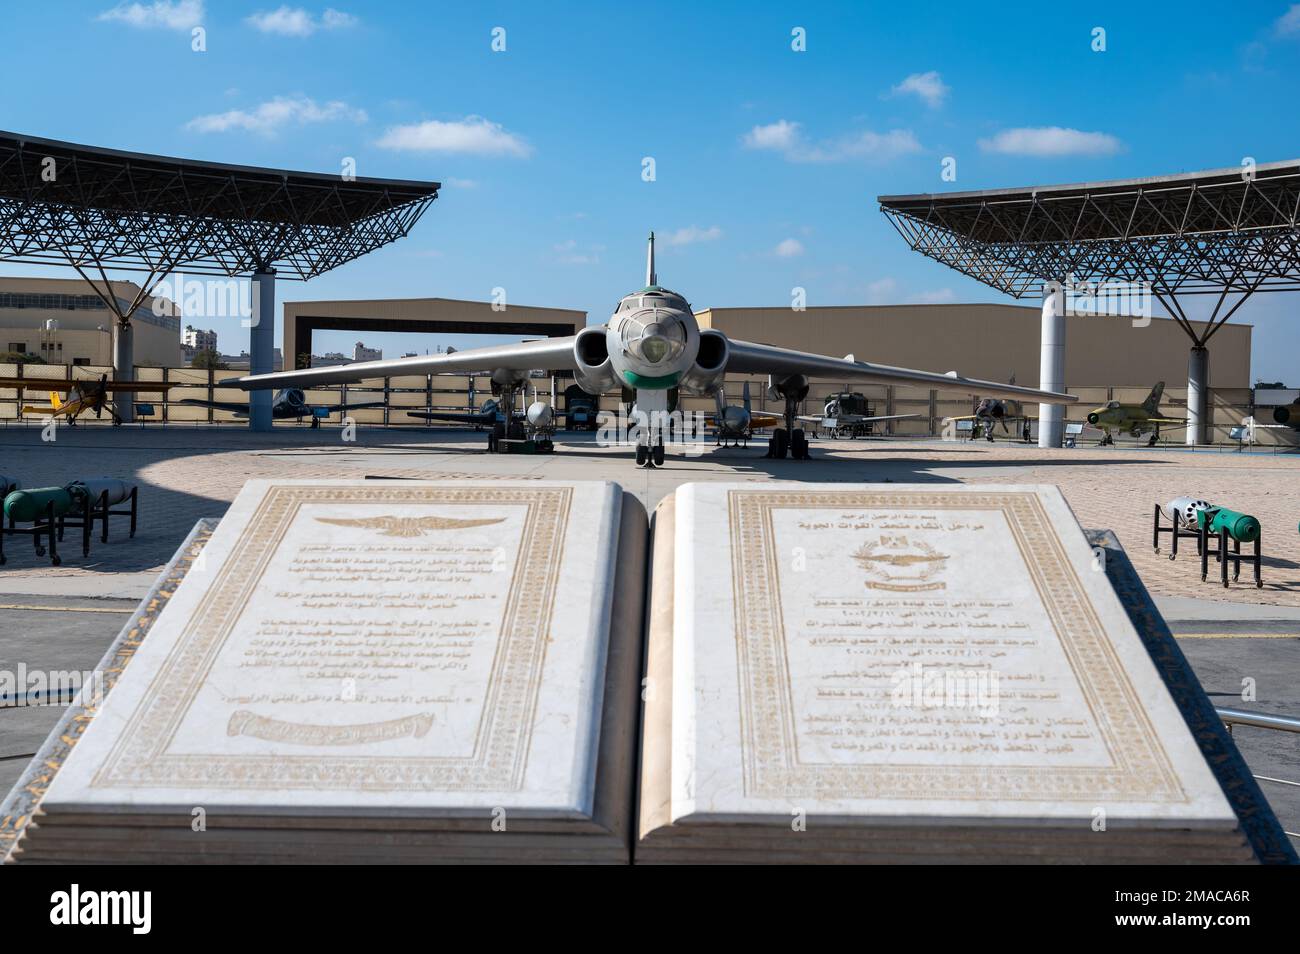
3 1 1300 380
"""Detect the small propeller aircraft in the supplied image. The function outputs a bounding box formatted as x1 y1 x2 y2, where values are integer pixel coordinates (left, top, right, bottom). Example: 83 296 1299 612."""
1 374 161 425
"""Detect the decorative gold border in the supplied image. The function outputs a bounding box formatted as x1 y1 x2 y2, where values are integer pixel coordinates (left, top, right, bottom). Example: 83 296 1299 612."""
91 485 573 793
727 489 1187 803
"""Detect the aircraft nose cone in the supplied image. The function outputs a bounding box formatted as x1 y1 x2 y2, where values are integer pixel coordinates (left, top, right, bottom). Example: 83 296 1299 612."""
641 335 669 363
1087 412 1100 425
1274 406 1291 425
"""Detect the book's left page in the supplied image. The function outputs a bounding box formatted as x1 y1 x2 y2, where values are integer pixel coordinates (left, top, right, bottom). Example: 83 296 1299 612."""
39 480 624 822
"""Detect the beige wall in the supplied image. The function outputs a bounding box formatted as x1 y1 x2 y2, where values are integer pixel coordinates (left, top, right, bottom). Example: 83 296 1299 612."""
0 276 183 367
697 303 1252 390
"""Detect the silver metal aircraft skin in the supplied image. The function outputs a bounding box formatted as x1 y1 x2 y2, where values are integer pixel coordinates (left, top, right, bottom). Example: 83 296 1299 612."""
236 234 1078 466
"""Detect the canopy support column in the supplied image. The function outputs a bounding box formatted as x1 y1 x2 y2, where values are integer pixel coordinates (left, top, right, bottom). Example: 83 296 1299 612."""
111 321 134 424
1187 346 1209 445
249 269 276 432
1038 283 1066 449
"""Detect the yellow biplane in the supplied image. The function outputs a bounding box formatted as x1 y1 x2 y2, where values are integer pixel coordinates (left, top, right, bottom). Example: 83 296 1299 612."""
0 374 161 425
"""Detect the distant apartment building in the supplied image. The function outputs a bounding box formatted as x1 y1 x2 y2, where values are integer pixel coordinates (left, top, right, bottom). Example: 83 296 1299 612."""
311 352 353 368
354 341 382 362
182 324 218 357
0 276 183 367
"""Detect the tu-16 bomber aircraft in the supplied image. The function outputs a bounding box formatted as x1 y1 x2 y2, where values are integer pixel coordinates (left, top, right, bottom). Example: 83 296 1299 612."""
236 234 1078 467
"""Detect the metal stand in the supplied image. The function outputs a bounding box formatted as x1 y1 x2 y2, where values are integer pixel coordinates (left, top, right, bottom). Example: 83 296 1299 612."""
1152 504 1202 561
1200 524 1263 589
0 500 62 566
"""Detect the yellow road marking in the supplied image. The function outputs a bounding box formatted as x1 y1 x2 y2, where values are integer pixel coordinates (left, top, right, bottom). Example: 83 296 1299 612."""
0 603 133 614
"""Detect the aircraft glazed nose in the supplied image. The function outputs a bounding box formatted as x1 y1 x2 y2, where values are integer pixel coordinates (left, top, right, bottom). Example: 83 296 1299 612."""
641 335 669 363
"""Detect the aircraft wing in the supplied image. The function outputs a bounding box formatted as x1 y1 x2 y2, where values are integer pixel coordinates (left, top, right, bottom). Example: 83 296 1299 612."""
318 401 388 414
406 410 496 424
236 337 581 391
0 377 162 393
723 340 1077 404
180 398 252 414
1149 417 1188 426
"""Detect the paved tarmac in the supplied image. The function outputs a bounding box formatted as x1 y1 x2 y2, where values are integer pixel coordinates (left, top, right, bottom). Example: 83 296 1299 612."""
1 423 1296 845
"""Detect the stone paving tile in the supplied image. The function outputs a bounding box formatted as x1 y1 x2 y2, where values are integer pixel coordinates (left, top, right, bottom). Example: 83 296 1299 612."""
1 426 1297 610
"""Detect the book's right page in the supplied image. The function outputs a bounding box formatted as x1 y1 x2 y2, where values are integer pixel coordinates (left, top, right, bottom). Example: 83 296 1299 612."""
668 482 1237 831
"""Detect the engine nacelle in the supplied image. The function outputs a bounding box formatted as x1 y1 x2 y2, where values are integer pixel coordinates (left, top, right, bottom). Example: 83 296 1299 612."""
677 330 730 394
766 373 810 403
573 326 618 395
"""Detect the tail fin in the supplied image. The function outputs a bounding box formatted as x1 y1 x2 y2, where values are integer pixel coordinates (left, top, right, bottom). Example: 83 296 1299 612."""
743 381 751 412
49 391 61 410
1142 381 1165 414
645 231 657 287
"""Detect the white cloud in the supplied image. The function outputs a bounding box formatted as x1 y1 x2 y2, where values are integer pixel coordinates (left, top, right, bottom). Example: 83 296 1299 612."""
867 277 897 301
376 117 532 157
773 238 804 258
246 6 357 37
665 225 723 246
890 71 949 108
97 0 203 29
1276 4 1300 35
553 240 601 266
443 177 478 189
742 120 801 151
185 96 367 134
743 120 921 163
978 126 1122 158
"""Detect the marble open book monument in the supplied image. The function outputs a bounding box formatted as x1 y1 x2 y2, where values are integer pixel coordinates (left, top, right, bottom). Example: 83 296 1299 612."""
3 480 1289 864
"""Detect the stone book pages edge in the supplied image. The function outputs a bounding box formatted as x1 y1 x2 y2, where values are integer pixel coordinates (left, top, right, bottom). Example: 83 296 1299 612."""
659 482 1239 831
28 480 643 835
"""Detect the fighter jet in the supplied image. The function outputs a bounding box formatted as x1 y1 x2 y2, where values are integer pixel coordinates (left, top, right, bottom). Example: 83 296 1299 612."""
236 234 1077 467
1086 382 1187 446
1 374 162 426
181 388 385 428
705 382 783 447
798 390 919 440
943 376 1034 442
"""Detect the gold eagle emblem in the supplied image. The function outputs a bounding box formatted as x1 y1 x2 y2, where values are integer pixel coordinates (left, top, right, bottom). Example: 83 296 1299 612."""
314 515 505 537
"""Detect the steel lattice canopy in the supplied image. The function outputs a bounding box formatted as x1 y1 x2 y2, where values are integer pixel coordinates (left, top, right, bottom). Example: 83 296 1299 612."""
0 130 440 280
879 160 1300 298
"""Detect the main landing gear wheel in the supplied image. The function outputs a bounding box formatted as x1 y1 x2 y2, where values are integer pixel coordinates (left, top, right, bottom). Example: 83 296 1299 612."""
767 427 789 459
488 422 505 453
790 428 810 460
652 442 665 467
